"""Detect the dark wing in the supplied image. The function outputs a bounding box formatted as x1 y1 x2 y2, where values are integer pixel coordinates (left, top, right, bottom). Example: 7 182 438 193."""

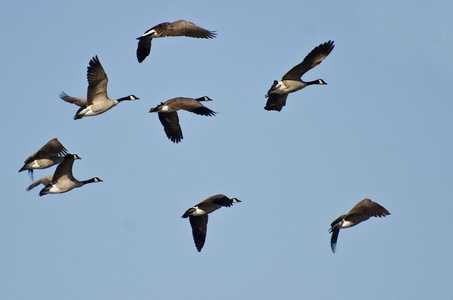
158 112 183 143
87 56 109 104
156 20 216 39
330 214 346 229
330 228 340 253
264 93 289 112
347 199 391 218
52 156 76 183
59 92 87 107
189 215 208 252
136 37 152 63
282 40 334 80
24 138 68 163
26 175 53 191
202 194 234 207
167 98 216 116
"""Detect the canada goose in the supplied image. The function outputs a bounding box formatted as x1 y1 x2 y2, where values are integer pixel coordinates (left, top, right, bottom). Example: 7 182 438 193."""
329 198 390 253
19 138 68 179
60 56 139 119
149 96 216 143
265 40 334 111
136 20 216 63
182 194 241 252
37 154 102 196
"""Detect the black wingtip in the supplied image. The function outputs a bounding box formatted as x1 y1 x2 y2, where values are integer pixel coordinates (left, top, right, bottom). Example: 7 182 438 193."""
331 243 337 253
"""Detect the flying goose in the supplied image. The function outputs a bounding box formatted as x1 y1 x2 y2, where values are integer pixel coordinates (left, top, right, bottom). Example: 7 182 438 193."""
182 194 241 252
329 198 390 253
60 56 139 119
136 20 216 63
265 40 334 112
19 138 68 179
149 96 216 143
36 154 102 196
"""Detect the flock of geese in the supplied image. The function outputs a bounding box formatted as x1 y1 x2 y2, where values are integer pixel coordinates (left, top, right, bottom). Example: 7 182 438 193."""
19 20 390 253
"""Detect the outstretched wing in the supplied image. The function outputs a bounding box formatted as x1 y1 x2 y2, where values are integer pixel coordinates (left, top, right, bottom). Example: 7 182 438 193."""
283 40 334 80
167 98 216 116
155 20 216 39
264 93 289 112
59 92 88 107
26 175 53 191
158 112 183 143
136 38 152 63
87 56 109 104
348 199 391 218
330 228 340 253
189 215 208 252
24 138 68 163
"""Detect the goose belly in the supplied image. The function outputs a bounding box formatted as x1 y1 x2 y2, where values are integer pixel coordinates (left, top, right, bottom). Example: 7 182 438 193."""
340 220 355 229
27 158 60 169
160 105 179 113
77 105 96 117
47 184 74 194
269 80 306 95
79 102 117 117
281 80 306 93
190 207 208 216
91 102 117 114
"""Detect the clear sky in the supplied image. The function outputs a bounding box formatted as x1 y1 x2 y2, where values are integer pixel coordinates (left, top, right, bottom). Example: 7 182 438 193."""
1 0 453 299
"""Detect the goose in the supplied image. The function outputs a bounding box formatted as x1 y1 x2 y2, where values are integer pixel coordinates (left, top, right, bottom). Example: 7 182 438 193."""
329 198 390 253
60 56 139 119
149 96 216 143
37 154 102 196
19 138 68 179
265 40 334 112
136 20 216 63
182 194 241 252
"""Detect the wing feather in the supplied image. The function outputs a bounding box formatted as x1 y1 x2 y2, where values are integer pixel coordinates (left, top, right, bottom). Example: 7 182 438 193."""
283 40 334 80
158 112 183 143
264 93 289 112
87 56 109 104
156 20 216 39
59 92 87 107
348 199 390 217
189 215 208 252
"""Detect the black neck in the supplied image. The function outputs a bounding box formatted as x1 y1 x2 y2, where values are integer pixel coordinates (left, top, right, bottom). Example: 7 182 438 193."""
82 178 97 184
117 96 131 102
306 80 321 85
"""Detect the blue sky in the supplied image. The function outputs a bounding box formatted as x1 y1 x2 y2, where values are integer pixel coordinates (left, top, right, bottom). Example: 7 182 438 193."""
1 0 453 299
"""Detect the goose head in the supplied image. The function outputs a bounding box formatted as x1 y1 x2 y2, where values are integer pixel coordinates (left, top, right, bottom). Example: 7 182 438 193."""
82 177 103 184
64 154 81 160
118 95 140 102
196 96 212 102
